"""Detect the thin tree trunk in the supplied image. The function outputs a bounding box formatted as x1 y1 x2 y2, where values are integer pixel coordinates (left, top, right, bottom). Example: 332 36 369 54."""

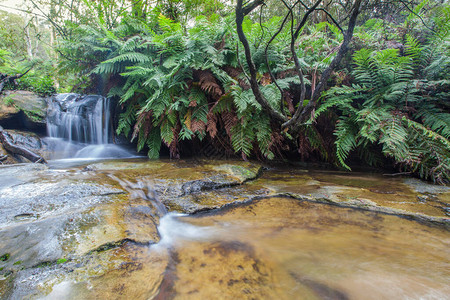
235 0 288 125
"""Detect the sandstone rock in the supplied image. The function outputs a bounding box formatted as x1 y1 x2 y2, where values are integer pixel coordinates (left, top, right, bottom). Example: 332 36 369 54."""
0 91 48 133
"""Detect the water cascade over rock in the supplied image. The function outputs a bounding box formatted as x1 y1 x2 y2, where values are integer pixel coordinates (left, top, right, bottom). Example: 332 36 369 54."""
44 93 135 160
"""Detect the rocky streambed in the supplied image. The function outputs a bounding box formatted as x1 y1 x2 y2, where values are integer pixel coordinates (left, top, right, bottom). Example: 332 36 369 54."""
0 159 449 299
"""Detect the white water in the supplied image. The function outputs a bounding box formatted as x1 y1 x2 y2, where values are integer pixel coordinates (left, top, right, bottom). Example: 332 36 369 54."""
154 213 219 249
45 93 137 160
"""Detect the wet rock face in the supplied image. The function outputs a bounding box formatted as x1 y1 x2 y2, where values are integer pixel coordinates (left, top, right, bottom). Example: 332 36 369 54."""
84 159 263 213
0 130 48 164
0 91 47 133
0 159 264 299
1 159 449 299
0 164 126 275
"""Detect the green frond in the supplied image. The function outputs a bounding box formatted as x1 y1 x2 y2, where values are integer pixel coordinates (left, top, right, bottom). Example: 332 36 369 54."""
334 116 358 170
147 127 162 159
231 120 255 157
255 114 274 159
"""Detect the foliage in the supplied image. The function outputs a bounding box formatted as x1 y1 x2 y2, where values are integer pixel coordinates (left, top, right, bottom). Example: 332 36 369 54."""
318 33 450 183
0 57 56 96
1 0 447 183
74 13 310 159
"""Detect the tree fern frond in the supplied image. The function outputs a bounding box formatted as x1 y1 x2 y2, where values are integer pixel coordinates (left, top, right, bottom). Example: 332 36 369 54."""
147 127 162 159
231 120 254 157
334 116 358 170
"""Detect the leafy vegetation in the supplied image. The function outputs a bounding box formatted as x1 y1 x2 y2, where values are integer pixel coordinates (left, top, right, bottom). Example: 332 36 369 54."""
317 23 450 183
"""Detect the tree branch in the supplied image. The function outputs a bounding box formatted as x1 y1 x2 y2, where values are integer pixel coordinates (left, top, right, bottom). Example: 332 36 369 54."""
281 0 322 130
242 0 266 15
264 3 293 112
0 67 33 93
295 0 362 126
236 0 288 124
0 128 46 164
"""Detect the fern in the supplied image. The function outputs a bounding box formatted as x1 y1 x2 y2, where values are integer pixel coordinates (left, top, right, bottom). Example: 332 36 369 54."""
147 127 162 159
319 42 450 182
334 116 358 170
231 120 254 157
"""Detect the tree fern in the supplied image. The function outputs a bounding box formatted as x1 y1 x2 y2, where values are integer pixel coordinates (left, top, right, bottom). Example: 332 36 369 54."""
230 119 255 157
334 116 358 170
319 41 450 182
147 127 162 159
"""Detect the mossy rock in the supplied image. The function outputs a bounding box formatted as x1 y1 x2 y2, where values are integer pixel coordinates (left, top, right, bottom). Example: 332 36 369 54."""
0 91 48 132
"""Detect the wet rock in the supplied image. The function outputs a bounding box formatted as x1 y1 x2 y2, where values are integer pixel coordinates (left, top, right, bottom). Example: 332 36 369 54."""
0 130 48 163
8 242 169 300
85 159 263 213
0 163 159 287
0 91 47 132
2 159 450 299
403 178 450 194
246 168 450 226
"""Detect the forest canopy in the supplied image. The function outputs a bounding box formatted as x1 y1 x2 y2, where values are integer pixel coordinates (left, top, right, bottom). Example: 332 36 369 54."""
0 0 449 183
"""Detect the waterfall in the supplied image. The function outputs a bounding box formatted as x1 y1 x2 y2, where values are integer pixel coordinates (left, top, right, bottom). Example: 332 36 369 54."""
47 94 112 144
44 93 136 160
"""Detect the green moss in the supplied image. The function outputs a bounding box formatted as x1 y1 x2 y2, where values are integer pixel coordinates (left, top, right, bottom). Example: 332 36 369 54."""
23 109 44 122
57 258 67 264
0 254 10 262
12 261 22 266
3 95 14 106
35 261 53 268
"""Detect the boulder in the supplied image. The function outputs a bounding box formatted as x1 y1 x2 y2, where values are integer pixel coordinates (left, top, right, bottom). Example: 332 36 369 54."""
0 130 47 164
0 91 48 133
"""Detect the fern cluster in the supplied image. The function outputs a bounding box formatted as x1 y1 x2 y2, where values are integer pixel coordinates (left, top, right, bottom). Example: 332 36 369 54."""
318 33 450 183
64 12 321 160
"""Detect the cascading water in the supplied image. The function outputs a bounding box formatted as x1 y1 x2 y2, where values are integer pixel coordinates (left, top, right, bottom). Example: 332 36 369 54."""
44 93 136 160
47 94 111 145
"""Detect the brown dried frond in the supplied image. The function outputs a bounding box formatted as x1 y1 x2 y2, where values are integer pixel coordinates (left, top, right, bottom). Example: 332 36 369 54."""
223 66 250 90
221 111 238 137
260 73 271 86
170 124 180 159
270 130 287 158
191 120 206 133
214 36 226 50
133 110 152 140
276 68 297 79
284 91 295 114
223 66 241 78
206 112 218 138
298 133 311 161
198 70 223 99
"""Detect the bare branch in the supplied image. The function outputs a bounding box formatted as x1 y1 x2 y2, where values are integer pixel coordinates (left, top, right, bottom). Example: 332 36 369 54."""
399 0 437 33
281 0 322 130
236 0 288 124
242 0 265 16
264 4 293 112
293 0 363 127
315 8 345 34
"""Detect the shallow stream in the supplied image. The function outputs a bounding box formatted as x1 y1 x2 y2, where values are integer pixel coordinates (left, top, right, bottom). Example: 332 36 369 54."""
0 158 449 299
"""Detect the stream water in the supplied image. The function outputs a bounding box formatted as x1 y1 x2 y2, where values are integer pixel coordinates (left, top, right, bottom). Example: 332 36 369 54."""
0 94 449 299
39 192 449 299
151 198 450 299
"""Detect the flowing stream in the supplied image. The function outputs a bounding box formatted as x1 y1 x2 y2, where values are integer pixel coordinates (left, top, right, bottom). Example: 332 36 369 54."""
150 198 450 299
